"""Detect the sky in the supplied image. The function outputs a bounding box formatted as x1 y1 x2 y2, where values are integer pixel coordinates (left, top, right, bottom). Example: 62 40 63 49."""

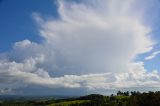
0 0 160 96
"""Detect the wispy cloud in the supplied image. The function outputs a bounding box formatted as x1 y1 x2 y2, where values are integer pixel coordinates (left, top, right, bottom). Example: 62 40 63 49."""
0 88 13 94
145 51 160 60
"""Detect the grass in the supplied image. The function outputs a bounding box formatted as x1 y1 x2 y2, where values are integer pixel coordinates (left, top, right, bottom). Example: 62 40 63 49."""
48 100 91 106
115 95 129 99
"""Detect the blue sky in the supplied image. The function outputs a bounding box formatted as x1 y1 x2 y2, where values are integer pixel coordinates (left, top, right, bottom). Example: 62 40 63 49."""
0 0 58 51
0 0 160 95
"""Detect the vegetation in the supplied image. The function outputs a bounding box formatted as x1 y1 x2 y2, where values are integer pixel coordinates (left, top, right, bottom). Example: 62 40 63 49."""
1 91 160 106
48 100 91 106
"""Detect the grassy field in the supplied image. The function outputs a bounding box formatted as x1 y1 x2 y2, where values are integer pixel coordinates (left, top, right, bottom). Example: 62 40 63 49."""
115 95 129 99
48 100 91 106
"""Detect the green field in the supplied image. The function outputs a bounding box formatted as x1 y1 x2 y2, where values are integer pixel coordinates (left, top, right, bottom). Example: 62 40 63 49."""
48 100 91 106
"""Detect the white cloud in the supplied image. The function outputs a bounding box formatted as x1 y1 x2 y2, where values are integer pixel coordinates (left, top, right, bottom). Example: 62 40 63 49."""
0 0 159 94
0 88 13 94
145 51 160 60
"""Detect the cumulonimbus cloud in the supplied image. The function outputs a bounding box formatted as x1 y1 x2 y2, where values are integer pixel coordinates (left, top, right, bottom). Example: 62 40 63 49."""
0 0 160 94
